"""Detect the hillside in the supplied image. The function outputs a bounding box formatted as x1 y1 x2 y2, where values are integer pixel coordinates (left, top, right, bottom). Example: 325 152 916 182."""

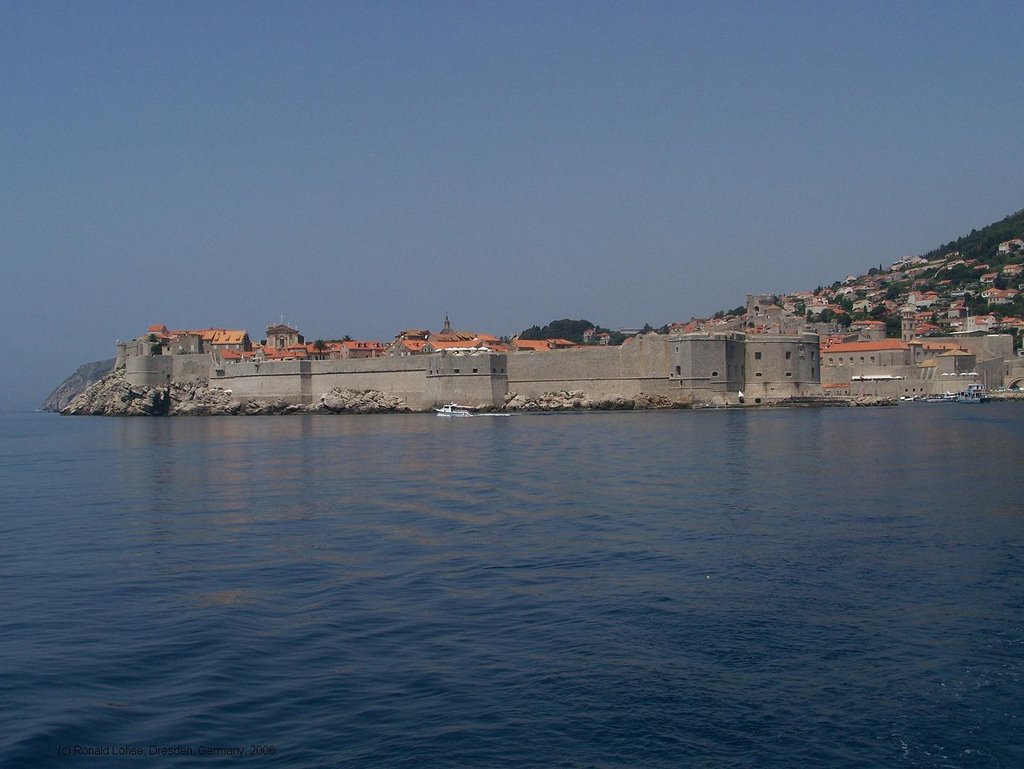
922 207 1024 263
695 205 1024 342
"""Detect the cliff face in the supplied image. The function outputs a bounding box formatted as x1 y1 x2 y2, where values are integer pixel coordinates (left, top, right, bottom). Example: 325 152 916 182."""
40 359 116 411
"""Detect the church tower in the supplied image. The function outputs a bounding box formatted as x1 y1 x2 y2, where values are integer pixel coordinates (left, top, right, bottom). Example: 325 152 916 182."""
900 304 916 342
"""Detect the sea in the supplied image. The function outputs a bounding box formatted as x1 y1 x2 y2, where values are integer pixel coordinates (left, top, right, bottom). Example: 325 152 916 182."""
1 405 1022 769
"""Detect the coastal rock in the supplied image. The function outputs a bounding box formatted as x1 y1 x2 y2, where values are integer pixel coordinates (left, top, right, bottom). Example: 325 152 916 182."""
243 398 292 416
169 383 241 416
319 388 409 413
503 390 686 411
61 371 418 416
61 371 169 416
848 395 897 407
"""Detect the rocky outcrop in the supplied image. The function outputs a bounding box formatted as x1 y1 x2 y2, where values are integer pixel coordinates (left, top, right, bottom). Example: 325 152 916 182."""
317 388 410 413
169 382 241 416
41 359 116 411
61 373 411 416
847 395 897 407
61 371 170 416
503 390 688 411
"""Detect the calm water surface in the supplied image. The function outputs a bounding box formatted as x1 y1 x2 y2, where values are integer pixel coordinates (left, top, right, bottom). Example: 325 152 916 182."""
1 406 1022 768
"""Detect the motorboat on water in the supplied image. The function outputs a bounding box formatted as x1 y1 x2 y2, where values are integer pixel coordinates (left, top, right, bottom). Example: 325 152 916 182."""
434 403 515 417
435 403 474 416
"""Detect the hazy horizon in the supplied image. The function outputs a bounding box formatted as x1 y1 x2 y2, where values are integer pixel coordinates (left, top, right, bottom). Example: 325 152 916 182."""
4 2 1023 410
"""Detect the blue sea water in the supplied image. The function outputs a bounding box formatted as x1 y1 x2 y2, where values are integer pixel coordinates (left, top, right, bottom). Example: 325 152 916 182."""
0 406 1022 769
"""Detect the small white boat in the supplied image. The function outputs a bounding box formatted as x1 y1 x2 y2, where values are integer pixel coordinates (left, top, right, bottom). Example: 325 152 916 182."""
434 403 474 416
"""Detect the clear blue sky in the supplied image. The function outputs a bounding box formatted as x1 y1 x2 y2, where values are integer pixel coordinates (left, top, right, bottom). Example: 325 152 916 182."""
3 1 1023 410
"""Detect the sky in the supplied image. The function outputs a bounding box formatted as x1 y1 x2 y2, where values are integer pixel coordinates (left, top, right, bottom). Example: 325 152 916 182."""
3 1 1023 410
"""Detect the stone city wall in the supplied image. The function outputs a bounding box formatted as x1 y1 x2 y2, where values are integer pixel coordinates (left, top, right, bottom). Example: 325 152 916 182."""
126 353 213 388
123 330 828 411
209 356 431 409
424 350 509 408
506 337 682 402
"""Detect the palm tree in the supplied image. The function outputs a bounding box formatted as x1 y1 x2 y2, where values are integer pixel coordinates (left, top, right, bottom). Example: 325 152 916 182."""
312 339 328 360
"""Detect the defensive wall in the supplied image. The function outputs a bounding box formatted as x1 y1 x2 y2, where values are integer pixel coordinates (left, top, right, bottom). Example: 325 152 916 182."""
123 331 824 409
209 356 432 409
506 335 677 400
125 353 213 388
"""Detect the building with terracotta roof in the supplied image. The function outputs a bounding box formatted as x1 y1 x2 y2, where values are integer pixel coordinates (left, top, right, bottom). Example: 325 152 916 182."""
337 340 387 359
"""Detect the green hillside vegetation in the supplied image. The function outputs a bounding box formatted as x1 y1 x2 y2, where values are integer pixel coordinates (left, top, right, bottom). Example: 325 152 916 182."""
923 207 1024 263
518 319 626 345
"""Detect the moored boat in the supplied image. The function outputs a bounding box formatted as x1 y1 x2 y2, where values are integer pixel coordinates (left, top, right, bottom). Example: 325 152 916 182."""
956 384 989 404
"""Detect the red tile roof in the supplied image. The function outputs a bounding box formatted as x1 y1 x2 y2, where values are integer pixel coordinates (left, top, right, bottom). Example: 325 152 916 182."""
821 339 909 353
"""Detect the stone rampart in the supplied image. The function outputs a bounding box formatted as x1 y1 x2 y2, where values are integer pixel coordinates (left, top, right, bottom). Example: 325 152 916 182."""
506 338 681 401
126 354 212 388
424 350 508 408
210 356 431 409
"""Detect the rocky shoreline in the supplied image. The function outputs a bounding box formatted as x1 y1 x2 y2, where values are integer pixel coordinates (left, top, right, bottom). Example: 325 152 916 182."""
501 390 688 411
60 371 414 416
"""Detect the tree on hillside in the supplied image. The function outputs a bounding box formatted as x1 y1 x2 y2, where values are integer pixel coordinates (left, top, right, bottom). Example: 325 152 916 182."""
519 319 595 344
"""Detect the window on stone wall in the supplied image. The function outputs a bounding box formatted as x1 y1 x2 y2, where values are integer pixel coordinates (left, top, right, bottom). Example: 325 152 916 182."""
786 372 792 377
472 368 478 373
712 371 718 377
755 351 762 360
755 372 763 377
785 351 792 359
453 368 460 374
675 365 681 375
